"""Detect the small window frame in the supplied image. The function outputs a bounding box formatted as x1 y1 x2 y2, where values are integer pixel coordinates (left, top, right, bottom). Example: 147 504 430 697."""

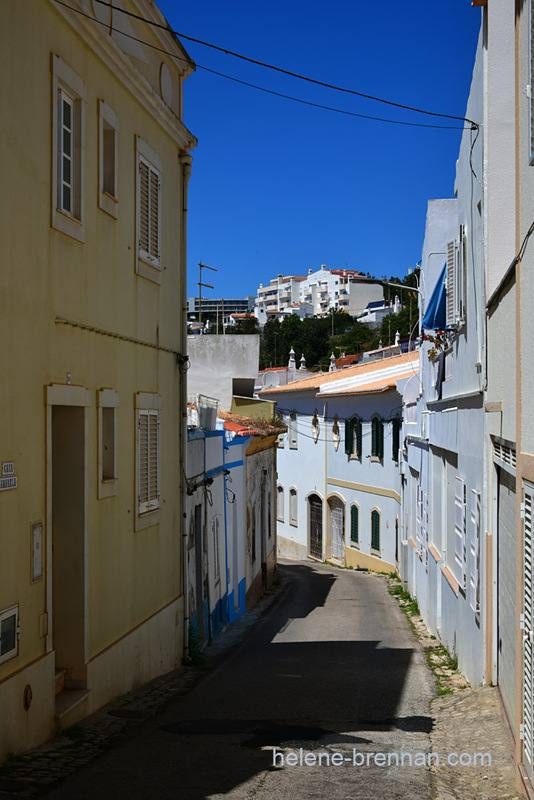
98 100 119 218
0 605 19 665
98 389 119 499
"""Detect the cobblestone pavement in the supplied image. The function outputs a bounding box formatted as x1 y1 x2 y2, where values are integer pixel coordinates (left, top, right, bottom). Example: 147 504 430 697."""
0 569 522 799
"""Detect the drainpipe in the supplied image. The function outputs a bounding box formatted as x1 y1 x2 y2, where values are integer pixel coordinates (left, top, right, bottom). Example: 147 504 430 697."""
180 153 193 661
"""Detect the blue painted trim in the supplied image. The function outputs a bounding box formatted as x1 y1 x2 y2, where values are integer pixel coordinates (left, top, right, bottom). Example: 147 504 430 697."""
224 435 253 449
204 430 224 439
205 459 244 480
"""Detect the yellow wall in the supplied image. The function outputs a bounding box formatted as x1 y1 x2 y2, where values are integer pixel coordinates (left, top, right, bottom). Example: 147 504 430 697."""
0 0 194 755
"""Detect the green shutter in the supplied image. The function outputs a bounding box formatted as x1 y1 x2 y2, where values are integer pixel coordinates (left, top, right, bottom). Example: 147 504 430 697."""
379 419 384 459
351 505 359 544
356 418 362 458
371 510 380 551
344 418 352 455
392 419 400 461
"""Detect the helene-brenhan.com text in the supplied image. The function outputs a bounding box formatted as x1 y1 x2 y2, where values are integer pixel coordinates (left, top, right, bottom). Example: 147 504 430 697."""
272 749 492 769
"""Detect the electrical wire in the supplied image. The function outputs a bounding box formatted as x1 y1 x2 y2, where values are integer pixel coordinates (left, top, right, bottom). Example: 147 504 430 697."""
54 0 476 131
90 0 479 130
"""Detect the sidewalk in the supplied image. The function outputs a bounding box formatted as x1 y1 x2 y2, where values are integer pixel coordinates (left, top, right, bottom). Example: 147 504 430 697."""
0 580 290 798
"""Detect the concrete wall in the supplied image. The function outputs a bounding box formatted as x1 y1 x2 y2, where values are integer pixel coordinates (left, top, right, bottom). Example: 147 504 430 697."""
187 335 260 412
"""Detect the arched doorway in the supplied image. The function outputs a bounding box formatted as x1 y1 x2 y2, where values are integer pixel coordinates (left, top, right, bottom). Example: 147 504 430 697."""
329 496 345 563
308 494 323 560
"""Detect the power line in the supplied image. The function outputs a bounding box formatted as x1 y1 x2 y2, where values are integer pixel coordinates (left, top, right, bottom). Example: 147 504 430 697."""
81 0 478 130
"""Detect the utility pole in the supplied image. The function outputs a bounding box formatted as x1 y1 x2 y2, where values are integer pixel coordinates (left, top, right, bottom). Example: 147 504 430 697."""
198 261 217 331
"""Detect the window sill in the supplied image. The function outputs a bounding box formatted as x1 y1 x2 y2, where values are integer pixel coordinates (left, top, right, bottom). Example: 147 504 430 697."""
98 478 118 500
136 257 162 285
370 457 382 464
99 192 118 219
441 565 459 596
349 541 360 549
135 508 160 532
52 207 85 243
428 544 442 563
289 520 298 527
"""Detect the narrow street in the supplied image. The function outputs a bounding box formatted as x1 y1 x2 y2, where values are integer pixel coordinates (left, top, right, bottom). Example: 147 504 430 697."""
42 560 435 800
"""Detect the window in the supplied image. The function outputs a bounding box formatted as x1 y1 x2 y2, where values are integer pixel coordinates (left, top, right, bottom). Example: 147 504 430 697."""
289 487 298 526
344 416 362 459
311 412 320 444
98 389 118 499
468 490 480 612
135 393 161 530
0 605 18 665
332 416 340 451
98 100 119 218
371 416 384 460
289 411 298 449
445 228 467 328
52 55 87 242
277 485 284 521
391 417 401 462
371 509 381 552
454 476 467 588
136 137 162 284
350 504 359 546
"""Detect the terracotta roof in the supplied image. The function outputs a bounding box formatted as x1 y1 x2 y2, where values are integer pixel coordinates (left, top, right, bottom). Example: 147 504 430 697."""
258 351 419 396
219 411 285 437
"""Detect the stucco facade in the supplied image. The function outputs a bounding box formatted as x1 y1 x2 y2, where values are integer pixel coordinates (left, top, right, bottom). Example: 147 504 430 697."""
0 0 195 757
262 353 418 573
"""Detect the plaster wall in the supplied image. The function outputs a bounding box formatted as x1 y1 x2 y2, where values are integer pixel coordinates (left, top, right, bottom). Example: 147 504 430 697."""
187 335 260 412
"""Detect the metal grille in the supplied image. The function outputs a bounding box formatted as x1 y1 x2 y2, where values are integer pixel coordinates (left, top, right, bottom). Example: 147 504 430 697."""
309 496 323 560
494 441 517 470
330 500 345 562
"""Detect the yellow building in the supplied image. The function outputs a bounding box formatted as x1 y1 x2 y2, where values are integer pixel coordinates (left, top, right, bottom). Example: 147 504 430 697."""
0 0 195 757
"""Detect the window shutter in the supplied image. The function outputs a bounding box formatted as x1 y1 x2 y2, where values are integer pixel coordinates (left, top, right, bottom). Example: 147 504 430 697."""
392 418 400 461
149 167 160 260
138 409 160 514
378 419 384 459
138 160 150 255
523 481 534 763
138 157 160 265
446 239 456 327
371 418 377 457
468 489 480 612
344 418 352 454
454 476 466 587
416 484 422 552
371 510 380 551
356 418 362 458
351 505 359 544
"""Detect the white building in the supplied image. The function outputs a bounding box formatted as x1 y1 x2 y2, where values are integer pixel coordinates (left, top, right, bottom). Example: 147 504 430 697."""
259 352 418 571
255 266 383 319
400 30 486 689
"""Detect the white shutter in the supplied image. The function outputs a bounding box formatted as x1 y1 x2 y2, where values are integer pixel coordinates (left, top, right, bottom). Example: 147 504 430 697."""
446 240 456 328
137 409 160 514
423 492 429 565
416 484 422 552
468 490 480 612
138 156 161 265
454 476 466 587
524 483 534 771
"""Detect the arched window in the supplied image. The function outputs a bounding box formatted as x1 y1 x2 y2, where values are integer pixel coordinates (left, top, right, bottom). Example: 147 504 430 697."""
371 509 381 552
289 487 298 525
371 416 384 460
344 416 362 458
350 504 359 546
277 485 284 521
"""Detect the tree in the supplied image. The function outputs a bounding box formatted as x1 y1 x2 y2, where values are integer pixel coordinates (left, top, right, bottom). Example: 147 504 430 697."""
226 316 259 335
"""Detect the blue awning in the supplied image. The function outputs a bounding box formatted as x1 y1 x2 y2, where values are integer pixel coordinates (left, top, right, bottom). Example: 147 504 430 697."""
421 264 446 330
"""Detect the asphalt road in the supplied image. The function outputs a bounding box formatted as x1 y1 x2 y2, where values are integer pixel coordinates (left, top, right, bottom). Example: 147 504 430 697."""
44 560 436 799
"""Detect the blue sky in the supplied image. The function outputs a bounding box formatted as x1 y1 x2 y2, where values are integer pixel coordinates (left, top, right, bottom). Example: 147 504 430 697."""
156 1 482 301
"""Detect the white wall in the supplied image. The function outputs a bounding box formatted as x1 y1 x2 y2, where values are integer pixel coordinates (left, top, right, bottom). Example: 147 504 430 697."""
187 335 260 412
